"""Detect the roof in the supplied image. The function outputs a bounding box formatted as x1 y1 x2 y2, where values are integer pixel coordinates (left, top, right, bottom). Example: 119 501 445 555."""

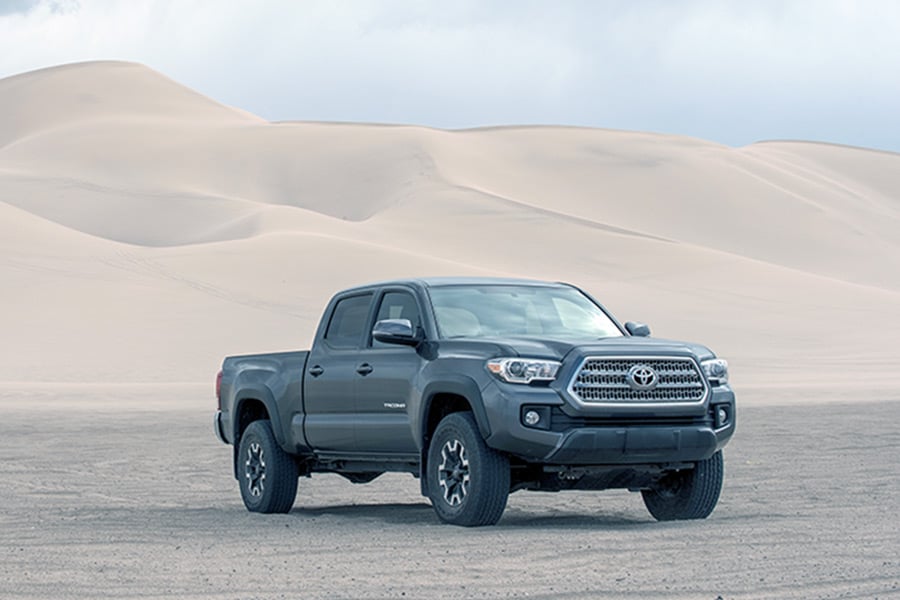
340 276 572 294
416 276 568 287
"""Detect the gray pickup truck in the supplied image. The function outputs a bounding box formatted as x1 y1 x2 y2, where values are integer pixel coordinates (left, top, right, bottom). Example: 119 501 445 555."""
214 277 735 526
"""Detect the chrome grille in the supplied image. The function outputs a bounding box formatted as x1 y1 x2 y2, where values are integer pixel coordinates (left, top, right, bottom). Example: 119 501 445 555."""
568 356 707 404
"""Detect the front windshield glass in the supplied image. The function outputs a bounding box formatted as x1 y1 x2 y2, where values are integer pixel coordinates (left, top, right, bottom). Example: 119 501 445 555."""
428 285 623 340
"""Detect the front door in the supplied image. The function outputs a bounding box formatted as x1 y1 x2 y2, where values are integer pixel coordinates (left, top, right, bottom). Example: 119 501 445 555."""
353 290 422 455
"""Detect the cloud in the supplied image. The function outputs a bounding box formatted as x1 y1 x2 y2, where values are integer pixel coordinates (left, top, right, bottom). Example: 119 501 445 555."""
1 0 899 151
0 0 39 16
0 0 77 16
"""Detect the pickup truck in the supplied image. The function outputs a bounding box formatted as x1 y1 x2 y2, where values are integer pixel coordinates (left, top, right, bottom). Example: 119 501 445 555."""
214 277 735 526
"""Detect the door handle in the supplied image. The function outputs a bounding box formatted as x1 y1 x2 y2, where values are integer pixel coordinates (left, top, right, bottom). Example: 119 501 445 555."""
308 365 324 377
356 363 374 376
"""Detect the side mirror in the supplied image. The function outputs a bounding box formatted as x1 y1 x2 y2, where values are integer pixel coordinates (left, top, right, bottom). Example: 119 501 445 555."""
625 321 651 337
372 319 421 346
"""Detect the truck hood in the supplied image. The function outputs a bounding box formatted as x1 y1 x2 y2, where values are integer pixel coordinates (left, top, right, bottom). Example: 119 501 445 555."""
449 335 716 363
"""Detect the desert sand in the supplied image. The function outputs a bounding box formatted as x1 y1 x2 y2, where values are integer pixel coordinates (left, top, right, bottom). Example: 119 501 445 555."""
1 61 898 598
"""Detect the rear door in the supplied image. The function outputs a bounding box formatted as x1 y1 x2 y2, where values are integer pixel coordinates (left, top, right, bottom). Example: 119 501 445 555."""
353 288 423 455
303 292 373 452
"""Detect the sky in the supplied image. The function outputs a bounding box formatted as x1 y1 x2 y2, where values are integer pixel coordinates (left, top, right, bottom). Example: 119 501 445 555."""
1 0 899 152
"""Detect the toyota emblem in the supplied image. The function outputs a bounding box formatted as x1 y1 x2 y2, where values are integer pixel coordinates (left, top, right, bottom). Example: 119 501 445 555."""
627 365 658 390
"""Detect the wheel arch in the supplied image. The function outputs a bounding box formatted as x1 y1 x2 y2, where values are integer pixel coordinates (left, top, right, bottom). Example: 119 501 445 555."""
231 388 286 479
418 377 492 496
232 385 285 436
420 378 492 445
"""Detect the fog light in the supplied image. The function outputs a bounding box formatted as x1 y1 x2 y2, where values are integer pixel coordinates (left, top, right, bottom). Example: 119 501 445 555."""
524 410 541 426
717 407 728 427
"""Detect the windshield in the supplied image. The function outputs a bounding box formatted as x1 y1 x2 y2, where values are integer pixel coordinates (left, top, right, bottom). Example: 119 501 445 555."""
428 285 623 340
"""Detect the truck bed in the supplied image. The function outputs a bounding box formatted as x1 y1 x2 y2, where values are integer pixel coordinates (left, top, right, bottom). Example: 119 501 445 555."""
218 350 309 448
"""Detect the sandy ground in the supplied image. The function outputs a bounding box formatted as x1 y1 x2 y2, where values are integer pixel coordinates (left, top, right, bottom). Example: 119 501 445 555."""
1 386 898 600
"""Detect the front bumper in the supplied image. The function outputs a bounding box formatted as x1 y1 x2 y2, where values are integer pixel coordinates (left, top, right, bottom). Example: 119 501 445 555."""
544 424 718 463
481 380 736 465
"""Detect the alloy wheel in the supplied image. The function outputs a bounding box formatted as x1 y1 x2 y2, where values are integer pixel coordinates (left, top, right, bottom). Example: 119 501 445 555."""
438 439 470 506
245 442 266 497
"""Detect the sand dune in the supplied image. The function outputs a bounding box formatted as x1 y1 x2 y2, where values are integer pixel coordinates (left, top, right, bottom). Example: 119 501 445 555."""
1 60 898 402
0 61 258 146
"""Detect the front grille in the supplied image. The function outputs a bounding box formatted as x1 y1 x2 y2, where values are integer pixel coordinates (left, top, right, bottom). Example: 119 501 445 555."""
568 356 707 404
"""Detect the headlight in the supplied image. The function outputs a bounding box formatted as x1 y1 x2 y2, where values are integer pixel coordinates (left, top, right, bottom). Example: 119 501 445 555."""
486 358 561 384
701 358 729 384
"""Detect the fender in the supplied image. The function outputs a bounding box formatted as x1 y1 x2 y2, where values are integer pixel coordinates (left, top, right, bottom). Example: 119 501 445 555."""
419 375 492 441
232 385 288 449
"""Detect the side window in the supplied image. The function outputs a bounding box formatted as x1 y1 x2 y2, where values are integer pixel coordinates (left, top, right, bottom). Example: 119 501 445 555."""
325 294 373 348
372 291 420 348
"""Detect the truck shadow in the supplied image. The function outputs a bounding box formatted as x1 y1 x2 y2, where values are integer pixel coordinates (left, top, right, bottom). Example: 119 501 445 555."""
497 512 651 529
292 502 434 525
291 503 652 529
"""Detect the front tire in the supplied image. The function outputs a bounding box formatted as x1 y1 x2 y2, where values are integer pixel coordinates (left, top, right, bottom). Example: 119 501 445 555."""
426 412 510 527
237 420 299 514
642 450 724 521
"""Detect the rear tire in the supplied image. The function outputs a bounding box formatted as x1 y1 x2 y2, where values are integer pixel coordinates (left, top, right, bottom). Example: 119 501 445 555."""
642 450 724 521
237 420 299 514
427 412 510 527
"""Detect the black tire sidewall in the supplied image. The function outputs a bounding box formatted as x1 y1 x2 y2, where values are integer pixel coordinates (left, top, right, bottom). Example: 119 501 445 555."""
237 422 268 511
428 416 473 522
642 450 724 521
427 412 509 526
237 420 296 513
